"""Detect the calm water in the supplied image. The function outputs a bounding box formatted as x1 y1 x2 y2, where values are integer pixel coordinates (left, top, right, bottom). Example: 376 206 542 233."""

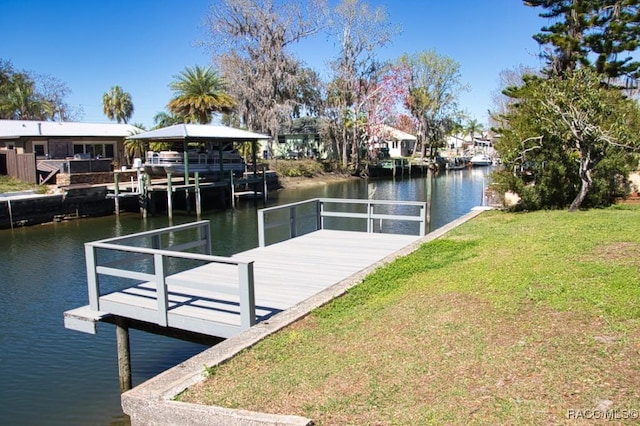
0 167 491 425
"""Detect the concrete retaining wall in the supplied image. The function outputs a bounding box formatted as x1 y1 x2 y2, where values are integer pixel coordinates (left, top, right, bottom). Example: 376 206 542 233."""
0 187 115 229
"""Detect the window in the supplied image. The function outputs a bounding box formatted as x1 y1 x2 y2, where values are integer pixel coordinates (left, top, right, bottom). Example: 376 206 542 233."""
34 143 46 157
73 142 116 158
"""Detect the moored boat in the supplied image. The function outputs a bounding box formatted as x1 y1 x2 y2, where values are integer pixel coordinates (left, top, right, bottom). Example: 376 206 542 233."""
144 150 246 177
469 154 493 167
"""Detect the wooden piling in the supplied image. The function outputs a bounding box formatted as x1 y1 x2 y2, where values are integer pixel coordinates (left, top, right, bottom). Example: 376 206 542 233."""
230 171 236 209
184 174 191 214
115 317 132 393
262 166 268 204
140 173 148 218
195 172 201 217
166 173 173 220
113 173 120 215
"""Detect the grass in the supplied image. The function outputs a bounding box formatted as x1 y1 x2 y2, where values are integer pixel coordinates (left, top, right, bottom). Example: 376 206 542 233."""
179 206 640 425
0 175 47 194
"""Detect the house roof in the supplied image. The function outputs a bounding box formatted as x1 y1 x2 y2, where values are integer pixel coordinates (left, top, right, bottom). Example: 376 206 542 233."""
0 119 143 139
375 124 417 141
126 124 270 141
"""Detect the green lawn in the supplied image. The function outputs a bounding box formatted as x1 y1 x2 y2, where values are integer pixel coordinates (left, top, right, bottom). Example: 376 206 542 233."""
0 175 44 194
180 206 640 425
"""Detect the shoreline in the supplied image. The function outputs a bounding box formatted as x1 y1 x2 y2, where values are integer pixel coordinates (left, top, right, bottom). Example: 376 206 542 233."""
277 172 360 189
0 172 362 230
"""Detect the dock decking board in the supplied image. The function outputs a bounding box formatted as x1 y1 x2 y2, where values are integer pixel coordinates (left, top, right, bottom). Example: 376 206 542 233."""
65 229 420 338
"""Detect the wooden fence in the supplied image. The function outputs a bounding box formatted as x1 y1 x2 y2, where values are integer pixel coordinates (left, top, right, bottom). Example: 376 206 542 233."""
1 150 36 183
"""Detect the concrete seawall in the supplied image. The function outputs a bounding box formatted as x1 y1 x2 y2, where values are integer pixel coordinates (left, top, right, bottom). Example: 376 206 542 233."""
0 187 117 229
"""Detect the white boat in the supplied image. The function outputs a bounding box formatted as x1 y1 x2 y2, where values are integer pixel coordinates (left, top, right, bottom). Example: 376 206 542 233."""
469 154 493 167
144 150 246 177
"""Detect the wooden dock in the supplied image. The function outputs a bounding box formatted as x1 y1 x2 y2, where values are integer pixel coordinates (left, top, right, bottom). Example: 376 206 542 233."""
64 198 427 340
105 170 270 216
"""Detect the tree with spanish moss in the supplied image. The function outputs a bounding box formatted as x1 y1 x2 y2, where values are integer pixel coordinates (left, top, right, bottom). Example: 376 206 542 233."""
204 0 325 156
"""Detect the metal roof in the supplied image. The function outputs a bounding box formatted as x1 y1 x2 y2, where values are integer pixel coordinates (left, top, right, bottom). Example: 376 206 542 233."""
127 124 270 141
0 120 143 138
377 124 417 141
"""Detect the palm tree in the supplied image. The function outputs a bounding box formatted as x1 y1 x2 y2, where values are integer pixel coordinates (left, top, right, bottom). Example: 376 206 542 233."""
464 118 484 149
167 65 235 124
123 124 147 165
4 74 52 120
102 85 133 123
153 111 183 128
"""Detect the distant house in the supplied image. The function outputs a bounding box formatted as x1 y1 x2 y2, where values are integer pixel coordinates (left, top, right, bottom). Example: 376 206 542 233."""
0 120 142 183
444 132 494 155
369 124 417 158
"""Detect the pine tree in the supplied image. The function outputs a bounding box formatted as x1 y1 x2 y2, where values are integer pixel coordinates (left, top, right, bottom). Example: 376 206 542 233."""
525 0 640 81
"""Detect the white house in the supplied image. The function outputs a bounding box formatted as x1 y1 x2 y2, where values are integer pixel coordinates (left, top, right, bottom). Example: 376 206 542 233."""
369 124 417 158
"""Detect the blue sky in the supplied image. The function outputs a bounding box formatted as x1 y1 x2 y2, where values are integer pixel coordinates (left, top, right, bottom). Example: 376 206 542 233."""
1 0 544 129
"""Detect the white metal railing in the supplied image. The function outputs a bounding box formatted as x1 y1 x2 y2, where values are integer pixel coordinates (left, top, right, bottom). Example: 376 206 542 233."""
257 198 427 247
84 220 256 330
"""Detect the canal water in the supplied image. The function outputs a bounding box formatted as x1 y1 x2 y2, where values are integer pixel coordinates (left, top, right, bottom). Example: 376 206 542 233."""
0 167 491 425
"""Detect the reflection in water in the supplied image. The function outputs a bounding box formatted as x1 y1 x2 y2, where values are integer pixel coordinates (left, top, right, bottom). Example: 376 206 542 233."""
0 168 492 425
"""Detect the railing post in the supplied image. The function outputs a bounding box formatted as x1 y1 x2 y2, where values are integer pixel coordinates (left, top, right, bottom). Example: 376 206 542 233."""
316 199 323 231
367 201 374 233
85 243 100 310
419 204 426 236
238 261 256 329
154 253 169 327
289 206 297 239
202 221 212 255
257 209 266 247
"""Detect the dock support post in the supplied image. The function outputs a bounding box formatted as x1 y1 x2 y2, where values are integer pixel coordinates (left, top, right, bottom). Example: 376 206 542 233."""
114 172 120 215
166 173 173 220
7 199 13 230
185 174 191 214
195 172 201 217
140 173 149 219
230 171 236 209
115 317 132 393
262 165 268 205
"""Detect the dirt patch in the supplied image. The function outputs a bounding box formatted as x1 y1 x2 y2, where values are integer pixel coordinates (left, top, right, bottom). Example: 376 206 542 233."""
587 242 640 268
278 173 360 189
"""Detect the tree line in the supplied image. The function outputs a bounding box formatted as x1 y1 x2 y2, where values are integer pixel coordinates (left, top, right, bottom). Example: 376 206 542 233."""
493 0 640 211
3 0 640 211
2 0 476 174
